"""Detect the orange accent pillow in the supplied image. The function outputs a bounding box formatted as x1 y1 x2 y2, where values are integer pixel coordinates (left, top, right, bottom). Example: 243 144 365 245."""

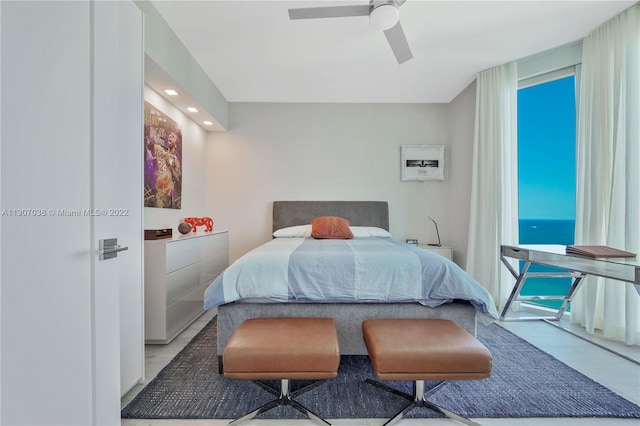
311 216 354 239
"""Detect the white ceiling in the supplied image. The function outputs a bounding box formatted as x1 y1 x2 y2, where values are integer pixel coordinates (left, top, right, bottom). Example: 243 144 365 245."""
150 0 635 104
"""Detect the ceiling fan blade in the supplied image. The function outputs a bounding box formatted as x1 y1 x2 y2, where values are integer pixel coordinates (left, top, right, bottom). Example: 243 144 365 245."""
384 21 413 64
397 0 408 6
288 5 370 20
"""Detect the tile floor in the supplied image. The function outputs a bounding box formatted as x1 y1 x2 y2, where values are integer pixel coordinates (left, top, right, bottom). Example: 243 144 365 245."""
121 308 640 426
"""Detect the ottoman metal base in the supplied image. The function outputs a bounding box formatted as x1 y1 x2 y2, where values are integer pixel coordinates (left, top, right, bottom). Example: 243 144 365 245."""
366 379 481 426
230 378 330 426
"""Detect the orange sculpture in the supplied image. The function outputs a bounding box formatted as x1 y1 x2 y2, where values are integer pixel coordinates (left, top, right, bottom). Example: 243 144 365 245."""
184 216 214 232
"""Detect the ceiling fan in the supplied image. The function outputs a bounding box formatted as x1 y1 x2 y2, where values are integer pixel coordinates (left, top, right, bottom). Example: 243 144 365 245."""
288 0 413 64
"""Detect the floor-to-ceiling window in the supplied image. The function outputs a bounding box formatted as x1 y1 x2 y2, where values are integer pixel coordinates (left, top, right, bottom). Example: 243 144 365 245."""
517 71 577 308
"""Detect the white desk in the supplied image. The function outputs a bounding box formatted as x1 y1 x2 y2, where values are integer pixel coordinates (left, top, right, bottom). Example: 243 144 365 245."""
500 244 640 365
500 244 639 322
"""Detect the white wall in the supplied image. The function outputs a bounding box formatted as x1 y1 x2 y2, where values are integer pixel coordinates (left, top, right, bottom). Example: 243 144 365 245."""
144 86 210 232
447 80 477 268
207 102 479 263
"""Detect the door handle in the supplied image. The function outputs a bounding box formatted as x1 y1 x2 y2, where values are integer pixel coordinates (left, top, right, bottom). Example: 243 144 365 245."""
99 238 129 260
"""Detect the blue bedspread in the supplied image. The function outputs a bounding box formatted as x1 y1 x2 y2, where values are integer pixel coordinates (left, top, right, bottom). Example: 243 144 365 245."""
203 238 498 321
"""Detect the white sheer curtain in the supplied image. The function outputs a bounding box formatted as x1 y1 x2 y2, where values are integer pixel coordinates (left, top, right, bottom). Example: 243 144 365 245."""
571 4 640 345
466 63 519 308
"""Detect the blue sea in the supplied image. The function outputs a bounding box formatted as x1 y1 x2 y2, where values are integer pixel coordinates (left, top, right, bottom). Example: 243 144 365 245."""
518 218 575 309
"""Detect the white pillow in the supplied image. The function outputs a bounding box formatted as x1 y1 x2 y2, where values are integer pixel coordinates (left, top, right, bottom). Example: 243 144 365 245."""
350 226 392 238
272 224 312 238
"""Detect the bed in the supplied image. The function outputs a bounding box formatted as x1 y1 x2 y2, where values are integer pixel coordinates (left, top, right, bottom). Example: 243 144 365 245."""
204 201 498 371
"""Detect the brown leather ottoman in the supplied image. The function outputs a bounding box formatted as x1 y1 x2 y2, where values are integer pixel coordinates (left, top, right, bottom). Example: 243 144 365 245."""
223 317 340 425
362 318 492 426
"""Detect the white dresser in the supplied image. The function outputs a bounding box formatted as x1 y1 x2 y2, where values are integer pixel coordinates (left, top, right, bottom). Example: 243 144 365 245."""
144 230 229 343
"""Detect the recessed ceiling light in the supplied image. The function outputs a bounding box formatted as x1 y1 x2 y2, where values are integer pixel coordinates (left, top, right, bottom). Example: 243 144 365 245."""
187 107 198 113
203 121 213 126
164 89 178 96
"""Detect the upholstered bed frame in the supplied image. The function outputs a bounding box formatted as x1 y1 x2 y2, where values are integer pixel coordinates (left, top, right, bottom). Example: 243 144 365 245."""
272 200 390 233
216 201 477 370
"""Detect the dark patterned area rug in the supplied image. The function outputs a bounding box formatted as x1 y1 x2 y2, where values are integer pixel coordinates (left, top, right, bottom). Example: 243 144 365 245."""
122 317 640 420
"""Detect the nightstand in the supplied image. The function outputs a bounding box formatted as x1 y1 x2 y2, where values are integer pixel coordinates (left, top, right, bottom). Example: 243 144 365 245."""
417 245 453 260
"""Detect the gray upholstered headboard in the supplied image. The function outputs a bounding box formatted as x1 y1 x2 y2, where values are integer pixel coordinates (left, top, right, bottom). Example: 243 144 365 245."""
272 201 389 233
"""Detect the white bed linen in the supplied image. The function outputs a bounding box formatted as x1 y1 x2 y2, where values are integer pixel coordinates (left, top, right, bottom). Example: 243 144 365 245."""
203 238 498 322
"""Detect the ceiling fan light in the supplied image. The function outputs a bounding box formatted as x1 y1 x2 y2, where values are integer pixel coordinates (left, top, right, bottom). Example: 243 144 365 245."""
369 4 399 31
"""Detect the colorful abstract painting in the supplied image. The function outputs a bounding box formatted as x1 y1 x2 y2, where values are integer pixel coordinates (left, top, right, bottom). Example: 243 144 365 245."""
144 101 182 209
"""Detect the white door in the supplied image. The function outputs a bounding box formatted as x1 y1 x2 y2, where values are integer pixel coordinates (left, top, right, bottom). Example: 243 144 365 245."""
92 0 145 411
114 2 145 398
0 1 143 424
89 0 145 399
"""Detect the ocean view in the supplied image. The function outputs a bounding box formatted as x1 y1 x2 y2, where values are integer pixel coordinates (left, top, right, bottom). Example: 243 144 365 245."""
517 75 577 309
518 218 575 308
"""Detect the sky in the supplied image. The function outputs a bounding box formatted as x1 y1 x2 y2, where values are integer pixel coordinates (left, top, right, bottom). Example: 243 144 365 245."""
518 76 576 221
